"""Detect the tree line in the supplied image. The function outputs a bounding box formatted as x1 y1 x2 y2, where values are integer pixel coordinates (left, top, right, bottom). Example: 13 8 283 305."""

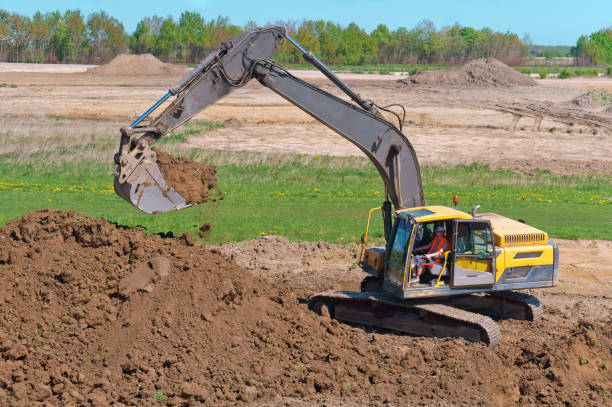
0 9 530 65
572 28 612 65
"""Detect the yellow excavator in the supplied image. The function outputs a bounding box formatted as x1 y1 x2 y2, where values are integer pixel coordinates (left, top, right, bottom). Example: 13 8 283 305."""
113 26 558 346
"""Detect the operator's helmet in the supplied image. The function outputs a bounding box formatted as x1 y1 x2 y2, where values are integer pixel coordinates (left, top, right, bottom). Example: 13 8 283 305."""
434 225 445 233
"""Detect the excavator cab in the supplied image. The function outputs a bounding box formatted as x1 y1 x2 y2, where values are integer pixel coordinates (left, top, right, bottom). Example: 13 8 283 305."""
359 205 556 300
360 206 501 296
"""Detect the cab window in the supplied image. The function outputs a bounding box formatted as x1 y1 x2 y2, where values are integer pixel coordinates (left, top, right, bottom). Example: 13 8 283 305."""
386 218 413 284
456 222 494 255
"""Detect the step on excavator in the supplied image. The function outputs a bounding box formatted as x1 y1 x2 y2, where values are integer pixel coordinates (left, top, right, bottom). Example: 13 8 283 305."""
114 26 559 346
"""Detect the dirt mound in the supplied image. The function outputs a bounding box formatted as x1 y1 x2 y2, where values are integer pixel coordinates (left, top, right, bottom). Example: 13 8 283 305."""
0 210 610 406
154 147 221 205
570 90 612 108
398 58 536 88
222 117 242 129
217 236 361 296
87 54 189 76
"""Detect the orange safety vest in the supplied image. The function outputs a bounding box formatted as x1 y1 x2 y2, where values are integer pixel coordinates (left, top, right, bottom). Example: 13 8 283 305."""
428 236 449 263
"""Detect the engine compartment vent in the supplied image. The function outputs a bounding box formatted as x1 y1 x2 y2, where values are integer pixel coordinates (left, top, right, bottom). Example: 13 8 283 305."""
502 233 547 246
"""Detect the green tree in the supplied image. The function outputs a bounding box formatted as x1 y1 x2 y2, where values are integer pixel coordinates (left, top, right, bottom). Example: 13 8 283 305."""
86 11 128 63
64 10 86 62
178 10 204 62
8 12 32 62
157 17 180 61
460 26 479 57
49 20 70 61
371 24 392 63
0 10 9 61
29 11 48 62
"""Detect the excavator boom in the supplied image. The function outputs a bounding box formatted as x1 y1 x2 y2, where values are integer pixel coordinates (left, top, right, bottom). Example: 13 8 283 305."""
114 26 424 215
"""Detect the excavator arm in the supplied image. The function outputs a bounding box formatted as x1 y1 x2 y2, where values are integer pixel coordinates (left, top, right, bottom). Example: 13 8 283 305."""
114 26 424 216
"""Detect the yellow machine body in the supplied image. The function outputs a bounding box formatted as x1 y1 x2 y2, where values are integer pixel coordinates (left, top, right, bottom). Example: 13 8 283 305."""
361 205 557 294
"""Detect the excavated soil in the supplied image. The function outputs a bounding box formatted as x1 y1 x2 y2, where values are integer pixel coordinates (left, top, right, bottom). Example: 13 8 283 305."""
153 148 220 205
217 236 363 297
0 210 610 406
87 54 189 76
399 58 536 88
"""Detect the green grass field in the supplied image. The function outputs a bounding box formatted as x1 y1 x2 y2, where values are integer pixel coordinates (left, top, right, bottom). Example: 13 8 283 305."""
1 159 610 244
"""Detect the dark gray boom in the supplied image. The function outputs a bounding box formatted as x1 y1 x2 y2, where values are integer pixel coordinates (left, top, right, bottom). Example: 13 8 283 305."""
114 26 424 215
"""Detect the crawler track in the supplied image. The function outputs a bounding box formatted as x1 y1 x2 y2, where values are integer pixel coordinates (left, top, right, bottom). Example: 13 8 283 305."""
309 289 545 346
489 290 543 321
309 290 502 346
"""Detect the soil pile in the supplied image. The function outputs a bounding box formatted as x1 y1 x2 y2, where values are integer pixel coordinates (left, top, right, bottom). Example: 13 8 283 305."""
217 236 361 297
570 90 612 108
0 210 610 406
153 147 221 205
398 58 536 88
87 54 189 76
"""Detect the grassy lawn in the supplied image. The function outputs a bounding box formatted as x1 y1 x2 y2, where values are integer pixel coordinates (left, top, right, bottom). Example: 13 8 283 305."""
1 160 610 244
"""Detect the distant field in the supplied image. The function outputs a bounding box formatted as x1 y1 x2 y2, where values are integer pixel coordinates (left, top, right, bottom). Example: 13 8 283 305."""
280 63 453 75
1 107 610 244
513 65 611 78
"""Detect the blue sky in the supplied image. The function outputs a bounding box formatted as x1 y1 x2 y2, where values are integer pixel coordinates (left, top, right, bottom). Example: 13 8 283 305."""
8 0 612 45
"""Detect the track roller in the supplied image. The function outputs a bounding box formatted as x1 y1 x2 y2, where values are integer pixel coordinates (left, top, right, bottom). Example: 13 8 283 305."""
442 291 544 321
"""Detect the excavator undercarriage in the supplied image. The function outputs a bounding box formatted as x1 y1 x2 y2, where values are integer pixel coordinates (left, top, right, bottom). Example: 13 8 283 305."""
310 288 543 346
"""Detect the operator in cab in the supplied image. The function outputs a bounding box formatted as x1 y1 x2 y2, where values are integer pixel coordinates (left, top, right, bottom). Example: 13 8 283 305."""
411 225 449 282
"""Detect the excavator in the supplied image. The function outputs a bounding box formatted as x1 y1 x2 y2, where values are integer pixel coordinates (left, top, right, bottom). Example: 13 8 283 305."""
113 26 559 346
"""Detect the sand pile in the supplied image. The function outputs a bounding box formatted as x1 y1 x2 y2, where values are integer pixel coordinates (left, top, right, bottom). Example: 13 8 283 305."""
87 54 189 76
153 148 221 205
0 210 610 406
399 58 536 88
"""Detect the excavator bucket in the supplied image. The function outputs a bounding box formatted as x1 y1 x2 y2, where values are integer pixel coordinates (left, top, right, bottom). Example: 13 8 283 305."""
114 144 191 214
114 27 285 214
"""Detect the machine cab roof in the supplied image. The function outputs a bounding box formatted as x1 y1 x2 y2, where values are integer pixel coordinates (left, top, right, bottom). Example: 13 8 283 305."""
396 206 473 222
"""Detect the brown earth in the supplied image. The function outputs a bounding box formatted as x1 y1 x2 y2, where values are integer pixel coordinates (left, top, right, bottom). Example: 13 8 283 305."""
153 147 220 205
0 210 610 406
217 236 363 298
398 58 536 88
86 54 189 76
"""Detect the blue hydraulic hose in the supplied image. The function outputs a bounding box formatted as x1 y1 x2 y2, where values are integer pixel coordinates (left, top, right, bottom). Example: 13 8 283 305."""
129 91 171 127
285 34 307 54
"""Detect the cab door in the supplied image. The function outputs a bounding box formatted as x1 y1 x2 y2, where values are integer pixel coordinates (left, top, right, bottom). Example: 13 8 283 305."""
452 220 495 287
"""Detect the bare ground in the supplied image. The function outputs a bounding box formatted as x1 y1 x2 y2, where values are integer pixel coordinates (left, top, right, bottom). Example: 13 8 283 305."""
217 235 612 406
0 211 610 406
0 69 610 175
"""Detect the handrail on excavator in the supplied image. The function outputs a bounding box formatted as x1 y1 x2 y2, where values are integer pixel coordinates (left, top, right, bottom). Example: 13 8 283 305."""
359 206 382 262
